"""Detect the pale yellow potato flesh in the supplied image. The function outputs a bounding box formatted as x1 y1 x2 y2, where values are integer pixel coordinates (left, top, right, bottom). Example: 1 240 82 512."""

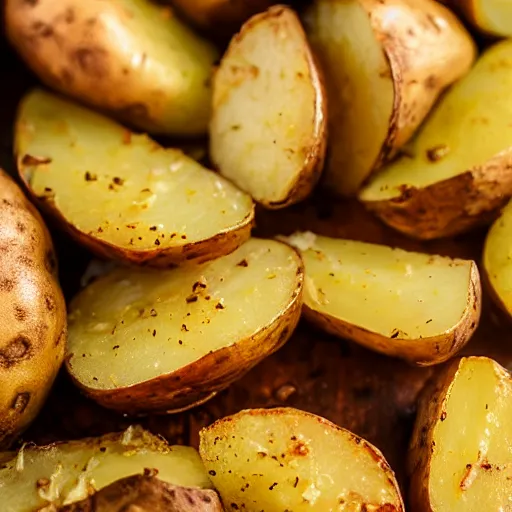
66 238 303 412
210 6 326 208
15 89 253 266
199 407 404 511
5 0 219 135
304 0 393 196
0 426 212 512
284 232 481 364
408 357 512 512
483 198 512 315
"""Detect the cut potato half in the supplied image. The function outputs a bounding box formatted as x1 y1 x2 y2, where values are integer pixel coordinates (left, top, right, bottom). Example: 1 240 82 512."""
443 0 512 38
304 0 475 196
408 357 512 512
15 89 254 267
66 238 303 414
0 426 212 512
284 232 481 365
210 6 327 208
361 39 512 239
199 407 405 511
5 0 219 135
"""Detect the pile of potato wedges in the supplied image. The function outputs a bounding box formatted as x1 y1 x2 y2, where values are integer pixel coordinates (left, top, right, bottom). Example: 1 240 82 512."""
2 0 512 510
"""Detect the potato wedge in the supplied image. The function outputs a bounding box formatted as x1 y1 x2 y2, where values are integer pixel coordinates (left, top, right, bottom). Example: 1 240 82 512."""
209 6 327 208
66 238 303 414
360 39 512 239
284 232 481 365
0 425 213 512
170 0 275 35
5 0 218 136
442 0 512 38
408 356 512 512
59 473 222 512
304 0 476 196
15 89 254 267
0 169 66 449
199 407 405 511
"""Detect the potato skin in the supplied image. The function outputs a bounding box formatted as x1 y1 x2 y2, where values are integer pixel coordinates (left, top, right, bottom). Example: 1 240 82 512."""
5 0 218 136
59 473 223 512
0 169 66 448
363 154 512 240
303 261 481 365
67 262 303 415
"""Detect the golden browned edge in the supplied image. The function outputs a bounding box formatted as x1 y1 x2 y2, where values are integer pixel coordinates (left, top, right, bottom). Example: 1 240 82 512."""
200 407 405 511
59 473 223 512
66 246 304 415
211 5 327 210
0 169 67 449
302 261 481 366
359 0 476 179
362 149 512 239
16 155 255 267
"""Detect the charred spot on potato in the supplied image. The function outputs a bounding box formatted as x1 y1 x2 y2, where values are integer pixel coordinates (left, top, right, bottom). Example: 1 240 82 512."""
72 47 109 78
10 392 30 414
0 336 32 368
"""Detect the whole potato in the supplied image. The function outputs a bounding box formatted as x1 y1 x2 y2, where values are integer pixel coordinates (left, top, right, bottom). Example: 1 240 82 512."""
0 169 66 448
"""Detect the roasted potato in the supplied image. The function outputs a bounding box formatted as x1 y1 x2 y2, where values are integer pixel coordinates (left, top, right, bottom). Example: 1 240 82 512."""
66 238 303 414
200 407 405 511
408 356 512 512
170 0 276 35
5 0 219 136
442 0 512 38
59 473 222 512
0 169 66 449
304 0 476 196
284 232 481 365
0 425 213 511
15 89 254 267
209 6 327 208
360 39 512 240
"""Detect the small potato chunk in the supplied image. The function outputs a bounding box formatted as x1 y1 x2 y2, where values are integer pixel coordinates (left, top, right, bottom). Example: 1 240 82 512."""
66 238 303 414
304 0 475 196
442 0 512 38
0 169 66 448
59 474 222 511
16 89 254 267
408 357 512 512
0 426 213 512
210 6 327 208
5 0 218 136
284 232 481 365
199 407 405 511
360 39 512 239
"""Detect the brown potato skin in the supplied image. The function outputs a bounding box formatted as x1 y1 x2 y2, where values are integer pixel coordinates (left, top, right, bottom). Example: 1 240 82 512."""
59 473 223 512
364 0 476 167
66 261 304 415
303 261 481 366
0 169 66 448
363 151 512 239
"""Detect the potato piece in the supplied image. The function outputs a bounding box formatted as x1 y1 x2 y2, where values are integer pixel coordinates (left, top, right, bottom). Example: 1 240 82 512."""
5 0 218 136
0 425 213 512
209 6 327 208
304 0 476 196
283 232 481 365
59 473 222 512
360 39 512 239
15 89 254 267
408 356 512 512
66 238 303 414
442 0 512 38
170 0 275 35
0 169 66 449
199 407 405 511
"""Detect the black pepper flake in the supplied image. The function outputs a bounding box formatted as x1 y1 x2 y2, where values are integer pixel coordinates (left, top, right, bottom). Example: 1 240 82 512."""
209 470 216 476
269 482 278 490
186 295 198 303
192 280 207 292
215 302 225 310
178 340 183 345
181 324 189 332
426 319 432 324
293 476 299 488
113 177 124 185
154 238 161 246
152 329 157 337
93 377 98 381
113 345 120 350
149 226 157 231
237 259 249 267
85 171 97 181
390 329 399 339
150 309 158 317
181 235 187 240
